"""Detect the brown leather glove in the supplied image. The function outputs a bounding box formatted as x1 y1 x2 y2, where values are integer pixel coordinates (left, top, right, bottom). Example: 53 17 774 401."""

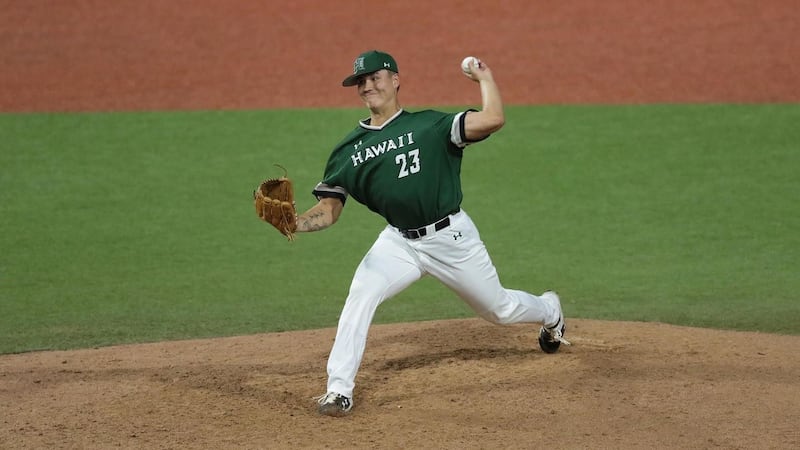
254 165 297 241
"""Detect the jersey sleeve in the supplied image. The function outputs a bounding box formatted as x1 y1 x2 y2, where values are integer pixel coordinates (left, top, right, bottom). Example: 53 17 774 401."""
311 132 357 204
450 109 489 148
312 182 348 204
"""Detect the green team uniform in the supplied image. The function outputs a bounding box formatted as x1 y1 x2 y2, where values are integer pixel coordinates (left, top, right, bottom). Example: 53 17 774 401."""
313 109 473 229
314 108 560 401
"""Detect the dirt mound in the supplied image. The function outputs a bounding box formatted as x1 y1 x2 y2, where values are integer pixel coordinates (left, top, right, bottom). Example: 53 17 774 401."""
2 319 798 448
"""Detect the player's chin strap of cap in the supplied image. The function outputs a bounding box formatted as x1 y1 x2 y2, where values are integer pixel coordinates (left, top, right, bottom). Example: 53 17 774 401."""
399 209 460 240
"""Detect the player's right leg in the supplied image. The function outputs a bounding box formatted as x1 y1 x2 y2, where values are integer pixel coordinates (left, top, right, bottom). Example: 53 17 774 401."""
418 210 568 351
420 210 559 325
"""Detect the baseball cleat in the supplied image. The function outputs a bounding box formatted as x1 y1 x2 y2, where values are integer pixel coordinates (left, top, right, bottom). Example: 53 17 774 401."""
316 392 353 417
538 291 571 353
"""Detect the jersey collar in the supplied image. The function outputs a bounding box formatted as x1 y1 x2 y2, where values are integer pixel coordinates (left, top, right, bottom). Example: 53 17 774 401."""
359 109 404 130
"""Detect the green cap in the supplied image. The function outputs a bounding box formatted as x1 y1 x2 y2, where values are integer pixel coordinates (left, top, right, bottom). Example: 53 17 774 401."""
341 50 399 87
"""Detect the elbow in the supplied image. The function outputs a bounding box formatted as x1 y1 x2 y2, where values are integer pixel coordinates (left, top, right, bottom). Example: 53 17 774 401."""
488 113 505 133
464 109 505 139
327 198 345 225
495 114 506 130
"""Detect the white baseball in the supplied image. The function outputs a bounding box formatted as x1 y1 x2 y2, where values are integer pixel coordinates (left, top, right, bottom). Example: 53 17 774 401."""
461 56 479 75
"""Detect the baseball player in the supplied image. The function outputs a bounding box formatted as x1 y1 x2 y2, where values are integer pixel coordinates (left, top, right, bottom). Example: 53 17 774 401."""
294 50 568 417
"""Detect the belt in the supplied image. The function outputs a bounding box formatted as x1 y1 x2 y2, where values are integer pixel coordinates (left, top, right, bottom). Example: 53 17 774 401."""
399 216 452 240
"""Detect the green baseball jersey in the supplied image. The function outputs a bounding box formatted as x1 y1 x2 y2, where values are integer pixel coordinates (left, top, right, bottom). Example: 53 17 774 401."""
313 109 480 229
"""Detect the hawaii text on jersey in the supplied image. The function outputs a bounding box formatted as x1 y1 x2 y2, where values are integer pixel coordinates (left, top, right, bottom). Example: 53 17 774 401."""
350 132 415 167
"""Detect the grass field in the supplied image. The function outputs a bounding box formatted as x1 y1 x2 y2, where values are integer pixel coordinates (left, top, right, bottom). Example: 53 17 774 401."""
1 104 798 354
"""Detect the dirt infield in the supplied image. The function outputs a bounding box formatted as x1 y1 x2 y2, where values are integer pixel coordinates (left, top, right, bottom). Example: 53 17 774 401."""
2 1 799 449
2 320 799 449
2 0 798 111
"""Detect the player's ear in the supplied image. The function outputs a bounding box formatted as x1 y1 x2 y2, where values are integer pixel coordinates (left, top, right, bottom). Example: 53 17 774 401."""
392 73 399 90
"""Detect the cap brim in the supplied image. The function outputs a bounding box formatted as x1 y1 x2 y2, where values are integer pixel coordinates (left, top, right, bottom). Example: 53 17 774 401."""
342 70 381 87
341 75 359 87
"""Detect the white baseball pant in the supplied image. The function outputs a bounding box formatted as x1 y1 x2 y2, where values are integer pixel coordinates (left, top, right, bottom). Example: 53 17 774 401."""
325 209 559 398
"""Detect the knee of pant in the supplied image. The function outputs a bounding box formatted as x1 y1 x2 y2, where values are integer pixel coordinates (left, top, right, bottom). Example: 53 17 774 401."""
342 280 389 315
348 278 385 301
480 308 514 325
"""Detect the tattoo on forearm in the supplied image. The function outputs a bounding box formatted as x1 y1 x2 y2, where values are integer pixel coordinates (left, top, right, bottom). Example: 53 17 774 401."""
298 210 329 232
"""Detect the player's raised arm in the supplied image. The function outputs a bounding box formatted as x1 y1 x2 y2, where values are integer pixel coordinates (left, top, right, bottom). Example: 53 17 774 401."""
461 57 505 142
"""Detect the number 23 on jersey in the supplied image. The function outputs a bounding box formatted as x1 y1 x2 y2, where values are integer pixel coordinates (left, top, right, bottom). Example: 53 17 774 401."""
395 149 420 178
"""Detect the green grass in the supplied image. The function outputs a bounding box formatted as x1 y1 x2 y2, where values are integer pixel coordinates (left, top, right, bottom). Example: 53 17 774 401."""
1 104 798 353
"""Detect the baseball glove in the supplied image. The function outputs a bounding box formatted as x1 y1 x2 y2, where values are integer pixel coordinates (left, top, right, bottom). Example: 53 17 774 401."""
254 165 297 241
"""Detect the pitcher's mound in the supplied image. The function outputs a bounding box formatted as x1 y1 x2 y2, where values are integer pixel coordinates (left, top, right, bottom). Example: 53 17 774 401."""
2 318 798 448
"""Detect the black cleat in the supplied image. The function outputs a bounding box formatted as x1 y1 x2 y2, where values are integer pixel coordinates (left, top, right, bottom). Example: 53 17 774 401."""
317 392 353 417
538 291 571 353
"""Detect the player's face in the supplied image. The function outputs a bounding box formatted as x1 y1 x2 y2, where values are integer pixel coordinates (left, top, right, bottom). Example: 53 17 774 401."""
357 70 398 110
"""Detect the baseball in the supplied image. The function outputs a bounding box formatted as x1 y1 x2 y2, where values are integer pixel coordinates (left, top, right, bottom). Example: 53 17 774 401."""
461 56 479 75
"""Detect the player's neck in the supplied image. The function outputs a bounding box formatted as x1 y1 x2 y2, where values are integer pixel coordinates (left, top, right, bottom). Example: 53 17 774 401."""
369 104 402 127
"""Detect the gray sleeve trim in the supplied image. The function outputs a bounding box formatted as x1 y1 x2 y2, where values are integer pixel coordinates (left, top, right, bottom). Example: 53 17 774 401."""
312 182 348 204
450 109 487 148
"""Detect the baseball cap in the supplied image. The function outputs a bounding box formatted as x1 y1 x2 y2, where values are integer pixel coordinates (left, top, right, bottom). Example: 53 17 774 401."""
341 50 399 87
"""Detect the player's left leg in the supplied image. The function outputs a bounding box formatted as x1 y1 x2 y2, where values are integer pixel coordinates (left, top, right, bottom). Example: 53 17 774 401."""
324 226 423 400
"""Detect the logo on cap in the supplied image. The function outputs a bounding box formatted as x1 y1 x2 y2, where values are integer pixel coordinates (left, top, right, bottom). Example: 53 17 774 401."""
353 57 365 75
384 62 391 68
